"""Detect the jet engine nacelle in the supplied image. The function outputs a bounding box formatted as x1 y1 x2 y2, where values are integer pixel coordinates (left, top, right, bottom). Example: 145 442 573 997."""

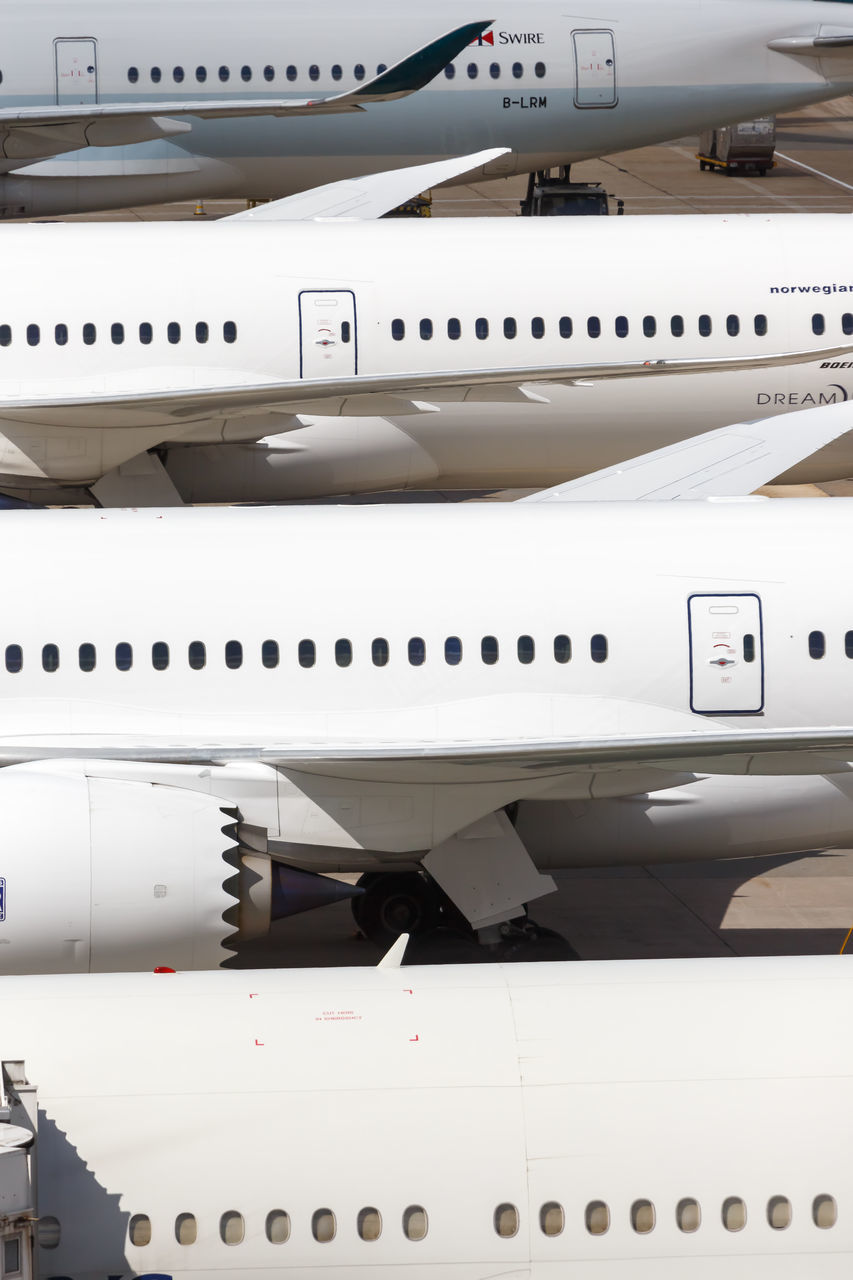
0 762 292 974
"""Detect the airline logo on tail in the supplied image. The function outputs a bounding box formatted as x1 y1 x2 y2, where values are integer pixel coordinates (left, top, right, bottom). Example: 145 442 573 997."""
471 31 494 44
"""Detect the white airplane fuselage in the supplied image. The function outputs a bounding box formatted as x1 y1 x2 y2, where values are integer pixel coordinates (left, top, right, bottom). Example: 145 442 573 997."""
3 214 853 491
2 955 852 1278
1 0 853 217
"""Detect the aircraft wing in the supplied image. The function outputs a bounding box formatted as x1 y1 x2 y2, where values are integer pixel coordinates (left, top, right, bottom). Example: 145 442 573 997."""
521 399 853 503
0 21 490 164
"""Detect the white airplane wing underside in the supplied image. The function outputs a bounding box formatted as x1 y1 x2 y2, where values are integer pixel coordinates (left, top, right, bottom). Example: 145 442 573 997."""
522 399 853 503
0 21 490 166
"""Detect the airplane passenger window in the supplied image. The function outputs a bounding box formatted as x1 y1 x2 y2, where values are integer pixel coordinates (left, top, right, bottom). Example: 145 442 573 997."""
403 1206 428 1241
467 63 479 78
698 314 712 337
225 640 243 669
218 65 230 82
843 313 853 336
286 66 297 81
590 634 608 663
220 1211 244 1245
448 318 461 339
129 1214 152 1247
173 66 184 82
298 639 315 668
139 322 153 344
809 630 825 659
115 642 133 671
264 65 275 81
196 66 207 82
587 316 601 338
332 64 343 81
111 323 124 345
490 62 500 78
335 638 352 667
196 321 208 344
754 313 768 336
420 318 433 340
354 64 366 80
266 1210 291 1243
357 1207 382 1240
813 313 825 335
0 325 11 346
391 318 405 341
26 324 39 347
631 1200 655 1233
504 317 517 339
671 314 684 337
188 640 206 670
128 67 139 83
55 323 68 346
168 321 181 344
444 64 456 79
531 316 545 339
341 321 351 342
262 639 279 668
151 66 162 83
4 644 21 674
481 635 499 665
37 1216 61 1249
615 315 629 338
721 1197 746 1231
676 1198 701 1232
726 314 739 337
767 1196 791 1229
152 641 170 671
312 1209 336 1243
372 637 389 666
4 1235 20 1275
743 633 755 663
494 1204 519 1237
554 634 572 663
517 635 535 664
223 320 238 343
445 635 462 665
78 642 96 672
42 644 59 673
559 315 572 338
83 323 96 345
309 65 320 82
539 1202 564 1236
643 315 656 338
241 65 251 81
512 62 523 78
585 1201 610 1235
846 630 853 659
475 317 489 339
175 1213 197 1245
813 1194 837 1228
408 637 426 666
534 62 546 77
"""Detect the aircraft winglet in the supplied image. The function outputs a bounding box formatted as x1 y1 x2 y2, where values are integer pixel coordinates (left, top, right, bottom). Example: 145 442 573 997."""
378 933 410 968
521 399 853 503
223 148 510 222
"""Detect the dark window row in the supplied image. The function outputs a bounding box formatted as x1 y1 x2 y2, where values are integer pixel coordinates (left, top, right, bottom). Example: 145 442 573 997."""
127 61 544 86
2 320 237 349
5 634 608 674
390 314 774 342
578 1194 836 1237
808 630 853 659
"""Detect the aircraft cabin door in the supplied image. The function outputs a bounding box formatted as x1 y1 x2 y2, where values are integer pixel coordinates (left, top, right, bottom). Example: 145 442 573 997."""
298 290 357 379
688 593 764 714
54 39 98 105
572 30 617 108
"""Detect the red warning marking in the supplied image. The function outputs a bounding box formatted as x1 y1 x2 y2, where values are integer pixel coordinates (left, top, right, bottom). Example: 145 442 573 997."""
249 992 259 999
254 1039 264 1046
409 1034 419 1042
403 988 413 995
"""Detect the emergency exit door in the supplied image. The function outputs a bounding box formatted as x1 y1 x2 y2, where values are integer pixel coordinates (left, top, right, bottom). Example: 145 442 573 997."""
572 30 617 108
54 39 98 105
298 290 357 379
688 593 764 714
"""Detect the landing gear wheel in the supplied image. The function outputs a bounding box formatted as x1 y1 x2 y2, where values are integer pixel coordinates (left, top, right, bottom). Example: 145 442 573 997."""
352 872 442 949
484 920 580 962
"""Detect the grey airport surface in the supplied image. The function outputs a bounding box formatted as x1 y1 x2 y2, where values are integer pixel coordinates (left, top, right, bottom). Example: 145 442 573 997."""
58 99 853 967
